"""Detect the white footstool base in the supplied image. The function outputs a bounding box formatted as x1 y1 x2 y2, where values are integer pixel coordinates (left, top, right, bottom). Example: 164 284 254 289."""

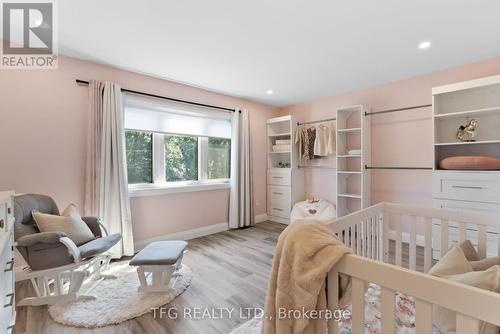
129 240 188 293
135 254 184 292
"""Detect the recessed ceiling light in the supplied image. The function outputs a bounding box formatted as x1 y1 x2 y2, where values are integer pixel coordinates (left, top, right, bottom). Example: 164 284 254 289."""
266 90 274 95
418 41 431 50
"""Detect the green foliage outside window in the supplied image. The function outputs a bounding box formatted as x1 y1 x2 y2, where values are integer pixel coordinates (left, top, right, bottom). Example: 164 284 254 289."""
125 130 153 184
165 135 198 182
208 138 231 179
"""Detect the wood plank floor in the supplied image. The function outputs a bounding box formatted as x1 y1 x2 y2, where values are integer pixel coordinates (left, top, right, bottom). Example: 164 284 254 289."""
14 222 286 334
14 222 426 334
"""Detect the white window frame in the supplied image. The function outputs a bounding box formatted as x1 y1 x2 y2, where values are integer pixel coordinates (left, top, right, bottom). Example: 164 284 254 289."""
128 132 230 197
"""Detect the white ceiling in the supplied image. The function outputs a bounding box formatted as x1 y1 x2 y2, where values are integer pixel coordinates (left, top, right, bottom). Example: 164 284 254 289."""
59 1 500 107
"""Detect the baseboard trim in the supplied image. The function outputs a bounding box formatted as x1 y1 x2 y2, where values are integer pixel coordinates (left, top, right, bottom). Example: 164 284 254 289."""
388 230 426 247
255 213 268 224
134 222 228 252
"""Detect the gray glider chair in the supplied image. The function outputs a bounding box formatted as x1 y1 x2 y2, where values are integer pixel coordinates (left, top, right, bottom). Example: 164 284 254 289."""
14 194 122 306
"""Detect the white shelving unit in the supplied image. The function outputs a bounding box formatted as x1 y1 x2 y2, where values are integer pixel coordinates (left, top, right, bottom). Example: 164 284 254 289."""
266 115 304 224
336 105 371 217
432 74 500 258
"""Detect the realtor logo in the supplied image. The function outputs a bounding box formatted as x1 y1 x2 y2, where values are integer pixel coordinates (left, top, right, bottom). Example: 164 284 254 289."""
1 0 58 69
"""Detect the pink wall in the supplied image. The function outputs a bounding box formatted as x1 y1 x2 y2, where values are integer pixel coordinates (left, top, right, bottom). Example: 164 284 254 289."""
0 56 278 242
279 57 500 207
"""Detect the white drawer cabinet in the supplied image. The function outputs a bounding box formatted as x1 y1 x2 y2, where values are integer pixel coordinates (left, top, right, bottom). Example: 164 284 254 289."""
433 171 500 204
0 192 15 333
432 172 500 259
266 115 304 225
267 185 291 206
267 169 291 186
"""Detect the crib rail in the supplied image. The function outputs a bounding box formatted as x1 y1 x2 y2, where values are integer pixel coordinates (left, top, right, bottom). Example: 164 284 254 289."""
326 202 500 334
328 254 500 334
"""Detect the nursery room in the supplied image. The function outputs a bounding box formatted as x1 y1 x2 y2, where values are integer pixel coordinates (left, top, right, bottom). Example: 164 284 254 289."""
2 1 500 333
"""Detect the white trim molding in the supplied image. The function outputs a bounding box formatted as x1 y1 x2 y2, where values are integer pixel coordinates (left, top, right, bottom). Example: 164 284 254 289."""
129 182 230 197
134 222 228 252
255 213 268 224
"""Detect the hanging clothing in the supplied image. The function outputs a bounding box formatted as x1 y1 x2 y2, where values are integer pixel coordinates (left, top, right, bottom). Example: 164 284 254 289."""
295 127 316 162
305 127 316 160
295 127 305 162
313 124 336 156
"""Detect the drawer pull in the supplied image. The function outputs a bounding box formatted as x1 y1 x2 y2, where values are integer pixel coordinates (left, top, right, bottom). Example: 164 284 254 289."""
272 176 284 179
452 185 484 190
4 293 14 308
0 219 3 228
7 207 11 215
272 192 284 195
273 208 284 211
4 260 13 272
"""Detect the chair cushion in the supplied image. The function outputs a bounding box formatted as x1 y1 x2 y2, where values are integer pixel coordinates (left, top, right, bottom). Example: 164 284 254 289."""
130 241 188 266
33 204 95 245
78 233 122 259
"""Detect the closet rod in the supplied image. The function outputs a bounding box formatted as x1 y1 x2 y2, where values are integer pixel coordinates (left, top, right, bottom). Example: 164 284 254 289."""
297 117 336 126
75 79 237 113
365 165 432 170
365 104 432 116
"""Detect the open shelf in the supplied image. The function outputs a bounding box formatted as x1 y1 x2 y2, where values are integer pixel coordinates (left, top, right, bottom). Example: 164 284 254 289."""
337 154 361 158
434 106 500 119
435 140 500 146
337 127 361 133
338 193 361 199
268 132 291 137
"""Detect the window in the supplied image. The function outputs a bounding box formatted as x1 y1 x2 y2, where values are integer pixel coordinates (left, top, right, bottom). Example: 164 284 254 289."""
125 130 153 184
208 138 231 179
165 134 198 182
124 95 232 195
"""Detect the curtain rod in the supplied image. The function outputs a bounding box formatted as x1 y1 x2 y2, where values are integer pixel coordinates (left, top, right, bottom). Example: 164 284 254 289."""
365 104 432 116
365 165 432 170
75 79 237 113
297 117 336 126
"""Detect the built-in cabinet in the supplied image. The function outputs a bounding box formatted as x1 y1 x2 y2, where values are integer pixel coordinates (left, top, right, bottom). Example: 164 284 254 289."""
266 116 304 224
336 105 371 217
432 75 500 257
0 191 15 333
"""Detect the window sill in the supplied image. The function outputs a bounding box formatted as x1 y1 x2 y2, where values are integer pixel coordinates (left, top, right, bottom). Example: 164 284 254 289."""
128 181 230 198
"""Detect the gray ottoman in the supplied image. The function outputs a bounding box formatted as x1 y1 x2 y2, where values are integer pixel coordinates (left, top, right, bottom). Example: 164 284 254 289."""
130 240 188 292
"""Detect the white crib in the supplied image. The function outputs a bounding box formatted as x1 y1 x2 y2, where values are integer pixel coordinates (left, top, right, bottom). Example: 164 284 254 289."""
326 202 500 334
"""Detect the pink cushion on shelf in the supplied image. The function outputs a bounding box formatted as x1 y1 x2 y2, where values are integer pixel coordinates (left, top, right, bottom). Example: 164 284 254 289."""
439 156 500 170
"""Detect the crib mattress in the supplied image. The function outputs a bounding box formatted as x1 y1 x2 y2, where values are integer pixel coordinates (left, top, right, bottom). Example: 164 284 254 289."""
338 283 442 334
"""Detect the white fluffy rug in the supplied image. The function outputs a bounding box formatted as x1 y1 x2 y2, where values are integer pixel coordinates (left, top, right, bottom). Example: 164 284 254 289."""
48 261 192 328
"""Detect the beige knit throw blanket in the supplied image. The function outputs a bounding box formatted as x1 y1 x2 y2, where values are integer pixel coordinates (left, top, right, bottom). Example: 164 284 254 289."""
263 220 352 334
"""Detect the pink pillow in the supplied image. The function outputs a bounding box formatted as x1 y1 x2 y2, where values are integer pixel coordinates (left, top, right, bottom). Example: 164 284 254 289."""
439 156 500 170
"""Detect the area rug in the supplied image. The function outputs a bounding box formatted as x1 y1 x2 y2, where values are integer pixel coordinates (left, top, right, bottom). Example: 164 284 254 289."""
48 261 192 328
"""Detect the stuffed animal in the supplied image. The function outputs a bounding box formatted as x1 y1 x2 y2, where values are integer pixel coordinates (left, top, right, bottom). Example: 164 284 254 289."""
457 119 478 142
290 199 336 223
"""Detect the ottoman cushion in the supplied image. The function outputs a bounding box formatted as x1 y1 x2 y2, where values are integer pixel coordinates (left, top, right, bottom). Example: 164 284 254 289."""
130 240 188 266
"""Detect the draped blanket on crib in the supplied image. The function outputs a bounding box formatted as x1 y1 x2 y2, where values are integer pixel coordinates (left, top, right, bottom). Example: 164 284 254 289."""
263 220 352 334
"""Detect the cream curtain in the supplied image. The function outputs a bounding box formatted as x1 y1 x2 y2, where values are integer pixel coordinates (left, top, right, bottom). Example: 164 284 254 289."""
84 80 134 257
229 109 255 229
